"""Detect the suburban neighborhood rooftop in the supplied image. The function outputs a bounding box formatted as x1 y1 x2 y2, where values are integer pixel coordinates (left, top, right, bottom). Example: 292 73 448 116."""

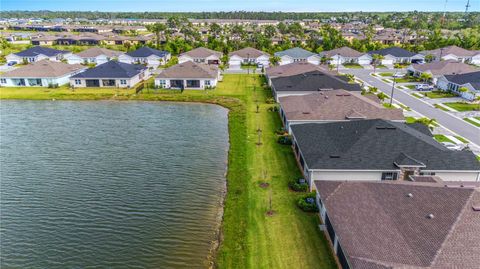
0 60 85 78
315 180 480 269
291 119 480 171
70 61 146 79
156 61 219 79
271 70 362 92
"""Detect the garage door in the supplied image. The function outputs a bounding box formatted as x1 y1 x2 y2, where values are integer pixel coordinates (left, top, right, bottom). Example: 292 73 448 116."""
382 59 394 65
229 60 241 68
358 58 371 65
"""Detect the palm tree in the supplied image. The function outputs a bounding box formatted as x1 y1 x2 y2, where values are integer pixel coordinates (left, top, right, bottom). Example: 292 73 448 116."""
372 54 384 73
419 72 432 83
146 23 167 49
269 56 281 66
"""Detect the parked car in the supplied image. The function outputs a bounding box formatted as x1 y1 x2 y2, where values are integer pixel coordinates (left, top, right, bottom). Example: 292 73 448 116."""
7 61 17 66
441 142 464 151
416 84 434 91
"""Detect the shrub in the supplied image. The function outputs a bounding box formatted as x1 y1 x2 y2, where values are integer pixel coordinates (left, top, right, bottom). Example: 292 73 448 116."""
277 135 292 145
267 105 279 112
265 97 276 104
275 128 287 135
377 92 388 101
289 179 308 192
297 192 318 212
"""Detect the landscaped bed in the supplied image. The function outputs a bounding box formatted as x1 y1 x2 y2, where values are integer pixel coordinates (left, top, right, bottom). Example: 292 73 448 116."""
434 134 454 143
464 117 480 127
0 75 336 269
378 72 394 77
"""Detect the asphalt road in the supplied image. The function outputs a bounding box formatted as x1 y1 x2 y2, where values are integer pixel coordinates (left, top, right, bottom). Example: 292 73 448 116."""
343 69 480 146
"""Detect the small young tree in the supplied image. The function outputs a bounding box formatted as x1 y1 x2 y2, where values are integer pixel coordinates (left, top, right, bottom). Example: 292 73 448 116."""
269 56 280 66
420 72 432 83
372 54 384 73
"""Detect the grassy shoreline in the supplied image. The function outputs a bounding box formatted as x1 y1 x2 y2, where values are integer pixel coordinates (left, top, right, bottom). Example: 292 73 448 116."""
0 75 336 269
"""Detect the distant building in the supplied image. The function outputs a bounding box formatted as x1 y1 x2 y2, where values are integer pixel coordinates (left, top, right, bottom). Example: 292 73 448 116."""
155 61 220 90
0 60 86 87
178 47 223 65
228 47 270 68
65 48 123 65
274 47 321 65
118 47 170 67
70 61 149 88
6 46 71 64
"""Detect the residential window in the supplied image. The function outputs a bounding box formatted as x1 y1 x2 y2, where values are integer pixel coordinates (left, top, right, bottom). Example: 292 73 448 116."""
159 80 166 87
419 172 436 176
120 80 127 85
381 172 398 180
205 80 211 86
0 79 6 84
74 79 81 85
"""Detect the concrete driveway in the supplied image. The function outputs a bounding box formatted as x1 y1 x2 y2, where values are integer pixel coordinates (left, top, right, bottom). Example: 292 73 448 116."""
343 69 480 146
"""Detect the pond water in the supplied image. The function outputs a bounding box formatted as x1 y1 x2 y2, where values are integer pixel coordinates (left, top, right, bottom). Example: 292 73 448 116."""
0 100 229 268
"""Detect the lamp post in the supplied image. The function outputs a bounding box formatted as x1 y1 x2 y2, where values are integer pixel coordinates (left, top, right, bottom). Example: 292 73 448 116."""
336 53 341 73
390 73 401 106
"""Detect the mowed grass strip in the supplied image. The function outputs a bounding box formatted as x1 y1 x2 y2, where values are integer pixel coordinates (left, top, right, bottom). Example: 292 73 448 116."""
0 75 336 269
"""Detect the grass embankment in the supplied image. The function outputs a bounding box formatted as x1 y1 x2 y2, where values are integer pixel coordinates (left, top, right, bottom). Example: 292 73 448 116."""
0 75 336 269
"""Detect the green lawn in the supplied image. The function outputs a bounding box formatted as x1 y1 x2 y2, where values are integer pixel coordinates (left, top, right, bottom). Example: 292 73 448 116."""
434 134 454 143
379 72 394 77
412 92 424 99
464 118 480 127
405 85 416 90
0 75 336 269
423 91 456 99
343 63 363 69
454 136 469 143
443 102 480 112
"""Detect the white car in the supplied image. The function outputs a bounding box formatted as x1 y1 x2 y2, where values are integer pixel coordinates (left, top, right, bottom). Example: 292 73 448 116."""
441 142 464 151
416 84 434 91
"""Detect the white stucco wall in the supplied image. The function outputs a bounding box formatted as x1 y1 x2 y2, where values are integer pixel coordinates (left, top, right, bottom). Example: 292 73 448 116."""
154 78 218 89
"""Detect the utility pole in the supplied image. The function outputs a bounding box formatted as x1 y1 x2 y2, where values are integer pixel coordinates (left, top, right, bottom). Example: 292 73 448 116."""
465 0 471 13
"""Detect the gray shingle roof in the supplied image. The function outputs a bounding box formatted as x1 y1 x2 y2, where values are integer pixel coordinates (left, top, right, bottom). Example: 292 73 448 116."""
71 61 146 79
125 47 169 58
291 119 480 171
444 71 480 91
411 60 478 76
315 180 480 269
369 46 416 57
274 47 316 58
14 46 69 57
271 70 362 92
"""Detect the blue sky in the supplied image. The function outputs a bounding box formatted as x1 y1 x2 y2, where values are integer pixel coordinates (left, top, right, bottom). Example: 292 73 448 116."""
1 0 478 12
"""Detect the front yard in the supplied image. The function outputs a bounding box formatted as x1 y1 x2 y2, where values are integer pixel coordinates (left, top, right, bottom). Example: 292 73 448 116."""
343 63 363 69
464 117 480 127
423 91 457 99
0 75 337 269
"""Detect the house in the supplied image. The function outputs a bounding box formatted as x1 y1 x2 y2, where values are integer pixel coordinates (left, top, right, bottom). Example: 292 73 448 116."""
279 90 404 133
436 71 480 101
407 60 478 84
6 46 71 64
290 119 480 189
70 61 148 88
118 47 171 67
274 47 321 65
422 45 480 64
368 46 424 65
265 62 328 86
0 60 86 87
65 48 123 65
178 47 222 65
155 61 220 90
228 47 270 68
319 46 372 65
314 180 480 269
270 70 362 101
